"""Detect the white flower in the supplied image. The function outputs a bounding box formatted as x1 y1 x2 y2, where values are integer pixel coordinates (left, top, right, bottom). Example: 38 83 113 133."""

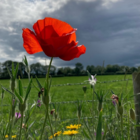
89 75 96 86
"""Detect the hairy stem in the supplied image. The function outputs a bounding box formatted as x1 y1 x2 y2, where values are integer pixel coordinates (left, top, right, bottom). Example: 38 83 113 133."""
39 108 48 140
19 112 23 140
92 87 94 140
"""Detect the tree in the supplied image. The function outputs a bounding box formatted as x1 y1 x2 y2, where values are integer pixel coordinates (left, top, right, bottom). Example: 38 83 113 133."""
19 62 25 78
130 67 137 73
63 67 73 76
30 63 44 76
2 60 13 78
75 62 83 75
86 65 92 73
94 65 103 74
57 68 64 75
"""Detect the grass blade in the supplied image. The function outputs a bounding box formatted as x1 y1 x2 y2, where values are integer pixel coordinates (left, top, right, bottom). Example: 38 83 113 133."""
1 85 14 96
14 63 19 79
35 76 42 90
7 67 12 79
83 128 91 139
18 79 23 97
15 89 23 103
24 78 32 102
96 109 103 140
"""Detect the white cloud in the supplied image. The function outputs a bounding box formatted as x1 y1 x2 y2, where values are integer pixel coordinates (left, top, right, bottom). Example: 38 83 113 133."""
0 0 67 30
102 0 121 8
0 0 68 66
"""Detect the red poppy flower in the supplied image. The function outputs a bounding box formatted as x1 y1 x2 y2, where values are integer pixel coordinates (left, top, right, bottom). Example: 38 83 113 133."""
22 17 86 61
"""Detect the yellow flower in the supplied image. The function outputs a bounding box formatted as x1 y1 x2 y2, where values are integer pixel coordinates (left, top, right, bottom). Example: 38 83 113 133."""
12 135 16 139
49 131 61 139
63 130 78 136
49 135 53 139
5 135 8 138
66 124 81 130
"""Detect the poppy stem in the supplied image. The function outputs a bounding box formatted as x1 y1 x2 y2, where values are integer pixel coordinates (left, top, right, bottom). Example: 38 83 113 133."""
8 117 13 140
121 115 123 138
92 87 95 140
46 57 53 92
40 57 53 140
39 108 48 140
47 111 54 139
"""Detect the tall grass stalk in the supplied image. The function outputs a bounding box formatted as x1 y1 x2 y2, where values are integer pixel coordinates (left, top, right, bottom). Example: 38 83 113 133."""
40 108 48 140
19 112 23 140
120 115 123 139
92 87 95 140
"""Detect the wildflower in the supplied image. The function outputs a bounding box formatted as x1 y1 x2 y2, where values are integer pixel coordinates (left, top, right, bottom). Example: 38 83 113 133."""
112 100 116 106
37 99 41 107
15 112 21 119
22 17 86 61
66 124 81 130
49 131 62 139
88 75 96 86
38 88 44 98
5 135 8 138
22 123 27 129
12 135 16 138
94 132 104 136
63 130 78 136
111 94 118 104
50 109 55 115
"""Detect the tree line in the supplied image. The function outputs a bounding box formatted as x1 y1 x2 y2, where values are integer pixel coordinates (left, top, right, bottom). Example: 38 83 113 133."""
0 60 139 79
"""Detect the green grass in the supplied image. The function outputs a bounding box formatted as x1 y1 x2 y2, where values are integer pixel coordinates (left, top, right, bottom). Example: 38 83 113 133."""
0 74 135 139
0 75 133 117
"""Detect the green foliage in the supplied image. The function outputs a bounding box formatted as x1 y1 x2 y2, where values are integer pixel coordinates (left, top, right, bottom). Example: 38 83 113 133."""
0 75 136 140
96 110 103 140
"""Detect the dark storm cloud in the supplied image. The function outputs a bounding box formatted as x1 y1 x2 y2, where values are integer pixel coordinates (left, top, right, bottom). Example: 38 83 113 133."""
42 0 140 68
0 0 140 68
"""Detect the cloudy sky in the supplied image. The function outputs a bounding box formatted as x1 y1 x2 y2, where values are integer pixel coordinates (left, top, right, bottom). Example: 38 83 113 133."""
0 0 140 69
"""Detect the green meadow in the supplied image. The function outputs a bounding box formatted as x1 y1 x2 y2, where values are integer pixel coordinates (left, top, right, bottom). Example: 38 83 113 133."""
0 74 135 139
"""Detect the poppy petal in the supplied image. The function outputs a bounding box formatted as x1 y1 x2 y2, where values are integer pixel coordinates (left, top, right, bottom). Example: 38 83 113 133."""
33 17 76 42
59 45 86 61
56 41 79 56
40 29 76 57
22 28 43 54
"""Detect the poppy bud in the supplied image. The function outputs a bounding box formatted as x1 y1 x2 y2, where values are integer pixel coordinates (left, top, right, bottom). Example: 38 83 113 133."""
10 79 16 92
82 86 87 93
42 95 50 107
117 105 123 116
130 108 135 121
19 103 26 112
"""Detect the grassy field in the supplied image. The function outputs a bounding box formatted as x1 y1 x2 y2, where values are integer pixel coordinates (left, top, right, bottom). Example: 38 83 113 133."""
0 74 135 139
